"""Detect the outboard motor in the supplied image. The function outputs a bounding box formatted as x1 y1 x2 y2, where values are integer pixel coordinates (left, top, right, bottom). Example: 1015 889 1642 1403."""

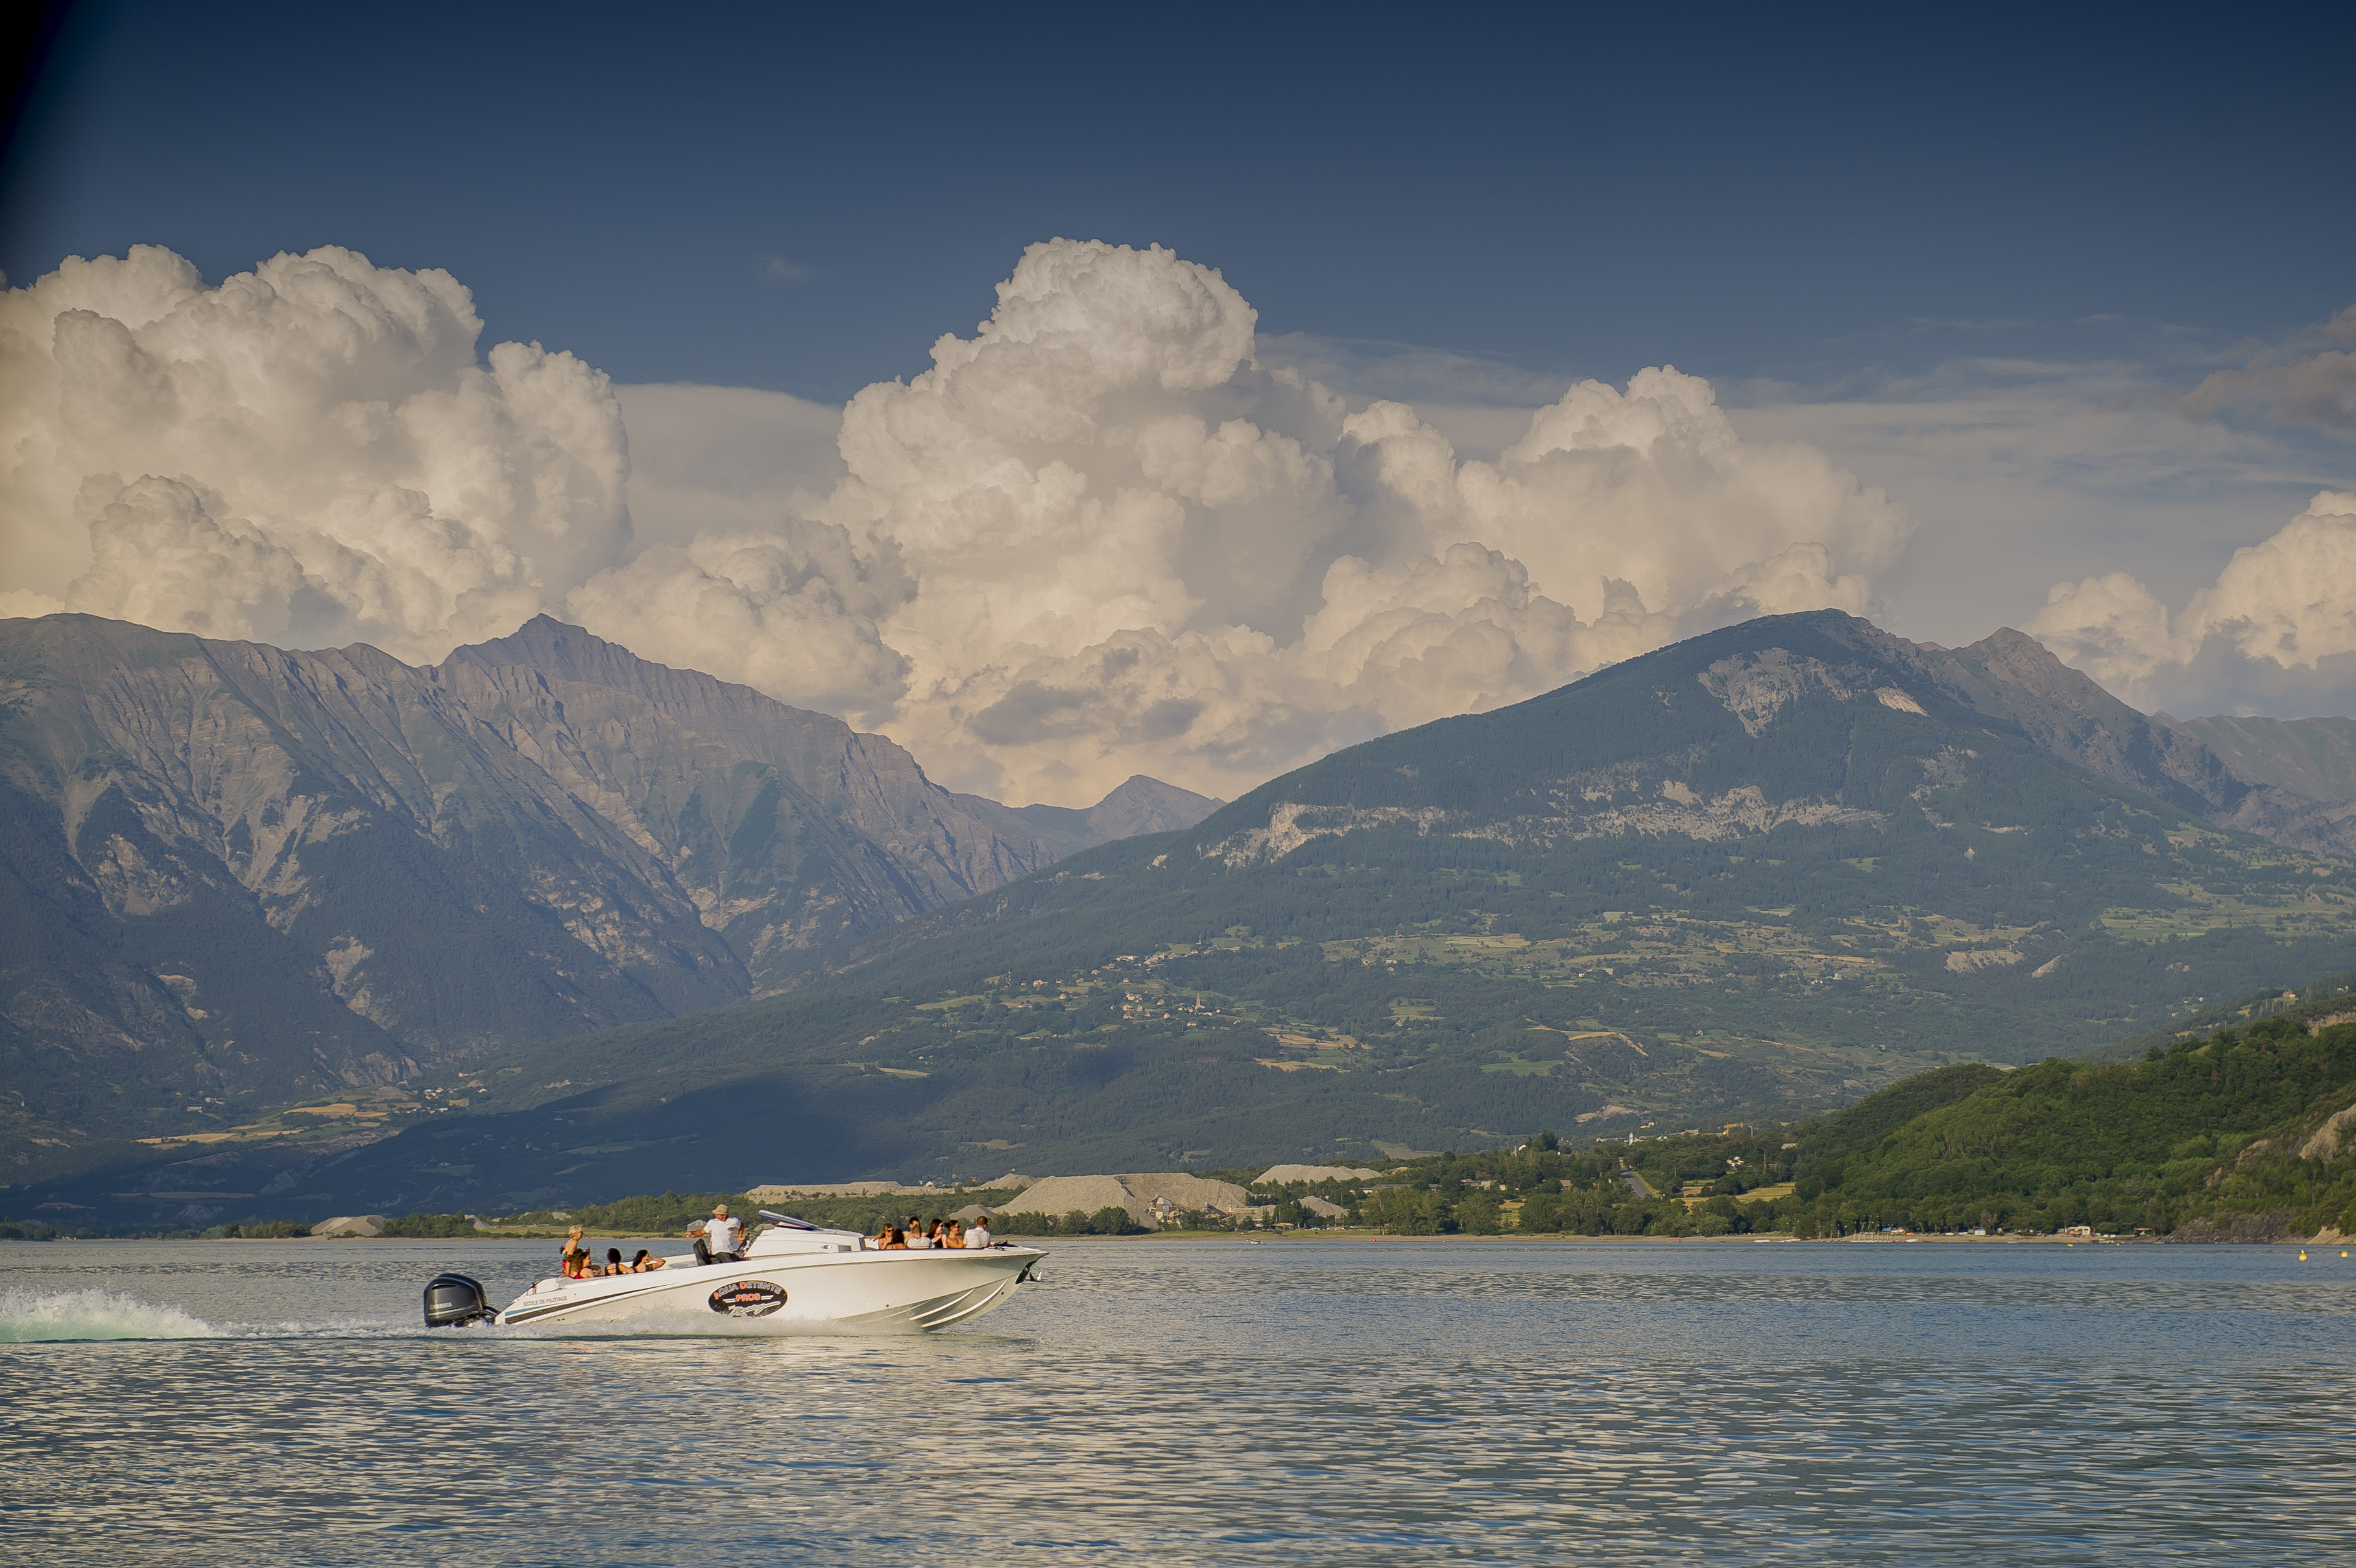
422 1272 496 1328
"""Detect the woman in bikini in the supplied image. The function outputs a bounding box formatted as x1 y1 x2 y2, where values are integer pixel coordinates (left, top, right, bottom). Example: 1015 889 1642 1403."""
560 1225 592 1278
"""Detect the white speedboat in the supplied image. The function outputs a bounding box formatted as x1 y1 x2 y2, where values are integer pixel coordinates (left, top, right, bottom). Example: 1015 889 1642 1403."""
422 1213 1044 1334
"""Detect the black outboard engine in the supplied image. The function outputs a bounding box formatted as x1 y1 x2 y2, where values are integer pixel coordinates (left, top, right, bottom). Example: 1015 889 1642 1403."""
422 1272 496 1328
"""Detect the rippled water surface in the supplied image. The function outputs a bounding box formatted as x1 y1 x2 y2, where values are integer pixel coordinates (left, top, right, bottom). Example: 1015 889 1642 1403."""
3 1237 2351 1564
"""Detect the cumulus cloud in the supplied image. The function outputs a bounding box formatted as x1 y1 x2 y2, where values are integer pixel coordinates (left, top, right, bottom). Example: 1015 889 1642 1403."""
0 244 629 657
2030 491 2356 716
3 237 1912 802
590 239 1910 801
0 588 67 620
570 520 912 716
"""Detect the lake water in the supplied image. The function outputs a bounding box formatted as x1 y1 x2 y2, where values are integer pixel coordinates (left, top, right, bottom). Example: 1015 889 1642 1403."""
2 1236 2350 1565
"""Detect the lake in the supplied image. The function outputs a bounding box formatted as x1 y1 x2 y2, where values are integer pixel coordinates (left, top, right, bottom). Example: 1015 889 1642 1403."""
3 1236 2350 1564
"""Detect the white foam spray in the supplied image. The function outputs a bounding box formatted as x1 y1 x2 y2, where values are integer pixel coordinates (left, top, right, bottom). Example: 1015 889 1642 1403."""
0 1286 220 1342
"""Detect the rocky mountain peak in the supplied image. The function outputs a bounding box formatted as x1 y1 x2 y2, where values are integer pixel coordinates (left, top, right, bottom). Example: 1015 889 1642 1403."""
0 613 1220 1151
1086 775 1225 840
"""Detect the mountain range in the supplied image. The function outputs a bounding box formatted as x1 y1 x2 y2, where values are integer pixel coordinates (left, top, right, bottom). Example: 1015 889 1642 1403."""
12 607 2353 1228
0 613 1218 1152
2156 713 2356 815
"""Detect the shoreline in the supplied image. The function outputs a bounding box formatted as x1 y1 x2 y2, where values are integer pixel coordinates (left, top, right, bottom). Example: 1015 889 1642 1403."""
8 1230 2343 1249
1012 1229 2347 1247
16 1222 2346 1248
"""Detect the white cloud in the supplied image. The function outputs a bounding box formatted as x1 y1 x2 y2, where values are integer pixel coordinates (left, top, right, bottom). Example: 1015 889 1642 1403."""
1724 354 2348 649
2030 491 2356 716
601 239 1909 801
0 588 66 620
1280 317 2356 727
0 244 629 658
1 238 1916 803
1347 370 1900 631
66 474 339 642
568 520 912 716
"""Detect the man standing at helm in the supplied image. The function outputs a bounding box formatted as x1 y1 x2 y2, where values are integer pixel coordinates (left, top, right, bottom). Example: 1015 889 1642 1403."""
689 1203 744 1266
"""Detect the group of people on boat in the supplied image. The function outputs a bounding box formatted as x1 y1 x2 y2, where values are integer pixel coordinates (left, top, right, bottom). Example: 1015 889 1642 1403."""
559 1228 669 1279
557 1202 749 1279
872 1214 991 1249
552 1202 1000 1280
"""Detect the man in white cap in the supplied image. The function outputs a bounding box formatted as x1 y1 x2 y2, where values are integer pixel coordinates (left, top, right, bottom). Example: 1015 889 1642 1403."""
689 1202 744 1266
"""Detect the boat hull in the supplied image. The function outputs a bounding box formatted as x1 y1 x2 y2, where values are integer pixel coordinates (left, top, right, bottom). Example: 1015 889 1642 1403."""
493 1247 1042 1335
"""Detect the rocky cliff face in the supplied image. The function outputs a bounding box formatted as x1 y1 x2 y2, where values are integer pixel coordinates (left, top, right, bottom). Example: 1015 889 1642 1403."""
0 614 1220 1142
2159 716 2356 804
1924 629 2356 859
437 618 1074 986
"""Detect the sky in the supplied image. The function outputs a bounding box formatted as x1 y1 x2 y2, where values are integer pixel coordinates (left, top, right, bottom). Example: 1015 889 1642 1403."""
3 3 2352 803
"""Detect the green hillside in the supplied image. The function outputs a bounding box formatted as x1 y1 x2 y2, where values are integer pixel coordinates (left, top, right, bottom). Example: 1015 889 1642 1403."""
1533 983 2356 1241
1786 1007 2356 1238
1235 980 2356 1242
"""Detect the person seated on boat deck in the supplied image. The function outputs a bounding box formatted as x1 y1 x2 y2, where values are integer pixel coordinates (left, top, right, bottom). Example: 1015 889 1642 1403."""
878 1225 908 1250
560 1225 592 1278
690 1203 745 1266
925 1220 948 1248
603 1247 626 1276
630 1249 665 1273
904 1215 931 1249
941 1219 965 1249
965 1214 993 1248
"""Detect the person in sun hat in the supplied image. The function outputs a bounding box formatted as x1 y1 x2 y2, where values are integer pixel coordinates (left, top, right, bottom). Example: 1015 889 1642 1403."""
689 1203 743 1266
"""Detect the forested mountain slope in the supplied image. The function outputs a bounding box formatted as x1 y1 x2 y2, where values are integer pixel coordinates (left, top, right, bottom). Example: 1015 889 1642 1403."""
34 609 2354 1225
795 607 2353 1066
1236 978 2356 1242
1770 985 2356 1238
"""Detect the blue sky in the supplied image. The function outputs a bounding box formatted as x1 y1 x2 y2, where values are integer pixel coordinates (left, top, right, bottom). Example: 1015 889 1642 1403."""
10 4 2350 399
3 3 2351 798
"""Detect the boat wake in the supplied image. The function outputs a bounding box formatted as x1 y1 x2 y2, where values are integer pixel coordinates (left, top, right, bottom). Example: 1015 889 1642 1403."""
0 1286 221 1342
